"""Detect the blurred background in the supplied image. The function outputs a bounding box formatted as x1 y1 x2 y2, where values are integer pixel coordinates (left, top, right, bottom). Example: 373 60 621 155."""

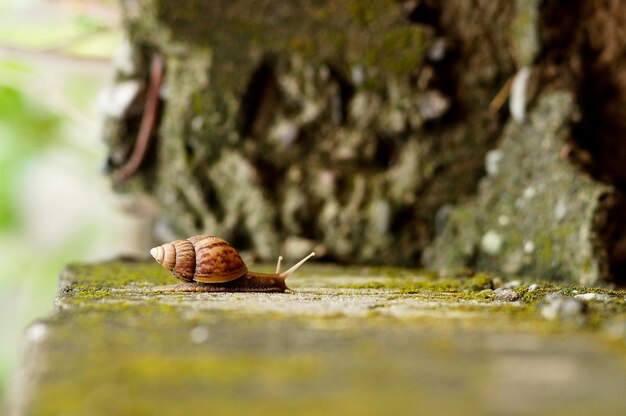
0 0 147 402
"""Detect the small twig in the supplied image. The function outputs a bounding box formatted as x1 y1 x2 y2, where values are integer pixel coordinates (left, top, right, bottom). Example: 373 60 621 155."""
489 76 513 113
113 53 164 182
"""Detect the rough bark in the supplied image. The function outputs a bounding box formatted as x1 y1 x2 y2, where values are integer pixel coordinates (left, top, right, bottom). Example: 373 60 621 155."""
103 0 626 285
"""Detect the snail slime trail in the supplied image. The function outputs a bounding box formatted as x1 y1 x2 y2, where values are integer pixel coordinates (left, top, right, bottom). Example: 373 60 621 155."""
150 235 315 293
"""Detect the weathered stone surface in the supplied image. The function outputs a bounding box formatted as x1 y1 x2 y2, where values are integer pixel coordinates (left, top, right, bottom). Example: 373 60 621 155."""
425 92 612 285
104 0 518 265
10 261 626 415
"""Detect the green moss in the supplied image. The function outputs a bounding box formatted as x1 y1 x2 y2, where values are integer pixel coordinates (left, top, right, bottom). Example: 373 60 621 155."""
458 290 495 302
561 285 624 297
519 283 558 303
460 273 494 291
52 259 626 338
336 281 398 290
62 260 171 287
147 0 423 88
400 279 461 294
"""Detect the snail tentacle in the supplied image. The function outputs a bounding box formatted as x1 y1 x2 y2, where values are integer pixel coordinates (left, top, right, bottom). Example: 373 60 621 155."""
275 256 283 274
279 252 315 279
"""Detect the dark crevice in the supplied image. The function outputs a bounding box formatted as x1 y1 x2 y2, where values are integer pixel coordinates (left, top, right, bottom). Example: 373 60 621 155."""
240 59 280 139
403 0 440 26
297 198 322 241
539 0 626 189
539 0 626 284
374 136 399 169
229 227 253 256
184 141 194 159
334 174 353 207
254 159 282 189
401 0 513 266
178 186 204 233
327 66 355 125
607 194 626 286
200 181 225 224
593 191 626 286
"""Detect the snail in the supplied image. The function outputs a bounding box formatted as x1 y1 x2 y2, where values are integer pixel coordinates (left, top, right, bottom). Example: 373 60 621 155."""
150 235 315 293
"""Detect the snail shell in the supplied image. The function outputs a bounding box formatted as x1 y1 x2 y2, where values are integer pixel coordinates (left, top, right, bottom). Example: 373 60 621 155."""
150 235 315 293
150 235 248 283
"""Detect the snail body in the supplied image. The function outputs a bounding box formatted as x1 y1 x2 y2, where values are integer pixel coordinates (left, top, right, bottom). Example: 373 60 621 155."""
150 235 314 293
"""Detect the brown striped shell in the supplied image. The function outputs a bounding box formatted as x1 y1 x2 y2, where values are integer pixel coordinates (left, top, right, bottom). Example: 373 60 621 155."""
150 235 248 283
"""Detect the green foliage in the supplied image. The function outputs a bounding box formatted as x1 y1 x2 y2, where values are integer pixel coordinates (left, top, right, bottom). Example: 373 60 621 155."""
0 80 62 230
0 1 124 406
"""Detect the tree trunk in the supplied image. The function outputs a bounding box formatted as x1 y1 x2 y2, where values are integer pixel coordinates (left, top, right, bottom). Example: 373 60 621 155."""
103 0 626 286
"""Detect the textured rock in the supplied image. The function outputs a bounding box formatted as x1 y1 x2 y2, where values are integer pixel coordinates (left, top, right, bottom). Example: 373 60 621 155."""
425 92 613 285
540 294 587 325
575 293 612 302
103 0 518 265
494 288 520 302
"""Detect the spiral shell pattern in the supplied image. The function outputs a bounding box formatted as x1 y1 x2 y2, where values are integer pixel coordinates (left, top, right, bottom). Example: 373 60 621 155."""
150 235 248 283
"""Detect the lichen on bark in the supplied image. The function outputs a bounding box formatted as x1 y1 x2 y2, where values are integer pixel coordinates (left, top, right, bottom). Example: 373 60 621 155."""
425 92 612 285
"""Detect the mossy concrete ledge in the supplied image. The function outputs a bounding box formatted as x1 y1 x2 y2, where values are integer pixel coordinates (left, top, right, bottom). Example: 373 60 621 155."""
10 261 626 415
